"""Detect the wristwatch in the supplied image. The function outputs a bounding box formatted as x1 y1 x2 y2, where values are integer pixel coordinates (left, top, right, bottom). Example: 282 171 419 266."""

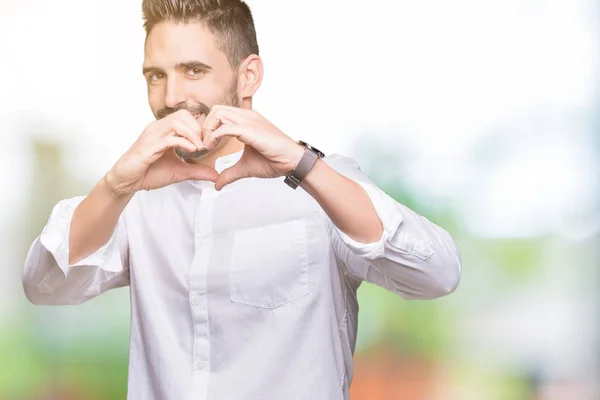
283 140 325 189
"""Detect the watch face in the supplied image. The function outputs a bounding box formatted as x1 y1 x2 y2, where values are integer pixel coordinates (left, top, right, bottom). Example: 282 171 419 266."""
298 141 324 158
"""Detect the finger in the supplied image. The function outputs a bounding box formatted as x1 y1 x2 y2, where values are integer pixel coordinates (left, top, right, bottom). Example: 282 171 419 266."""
202 116 227 150
206 124 245 150
175 110 204 146
200 106 217 148
211 105 246 119
158 110 202 148
210 105 245 124
202 105 241 146
201 112 224 147
162 135 198 153
171 119 203 149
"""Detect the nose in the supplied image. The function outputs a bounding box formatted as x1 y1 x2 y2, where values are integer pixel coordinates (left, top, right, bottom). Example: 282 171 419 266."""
164 76 187 108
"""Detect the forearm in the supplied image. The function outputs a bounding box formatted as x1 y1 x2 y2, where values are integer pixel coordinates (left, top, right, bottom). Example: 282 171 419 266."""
69 175 134 265
306 154 461 299
300 159 383 244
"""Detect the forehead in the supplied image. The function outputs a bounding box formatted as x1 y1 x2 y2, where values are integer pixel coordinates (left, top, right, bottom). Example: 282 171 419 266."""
143 21 229 70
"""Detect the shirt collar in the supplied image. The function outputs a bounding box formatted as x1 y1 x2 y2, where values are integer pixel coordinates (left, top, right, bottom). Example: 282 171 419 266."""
215 149 244 174
186 149 244 188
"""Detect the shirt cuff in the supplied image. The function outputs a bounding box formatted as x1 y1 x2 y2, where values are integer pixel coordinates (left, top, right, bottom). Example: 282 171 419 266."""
332 181 404 260
39 196 121 278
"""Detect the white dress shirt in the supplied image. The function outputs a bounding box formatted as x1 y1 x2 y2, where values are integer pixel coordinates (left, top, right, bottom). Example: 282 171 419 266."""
22 150 461 400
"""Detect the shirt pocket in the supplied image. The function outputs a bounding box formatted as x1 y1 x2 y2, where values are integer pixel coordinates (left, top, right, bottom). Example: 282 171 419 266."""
229 218 309 309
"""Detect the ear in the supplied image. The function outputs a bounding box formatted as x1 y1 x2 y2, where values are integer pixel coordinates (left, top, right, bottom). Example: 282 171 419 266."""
238 54 263 99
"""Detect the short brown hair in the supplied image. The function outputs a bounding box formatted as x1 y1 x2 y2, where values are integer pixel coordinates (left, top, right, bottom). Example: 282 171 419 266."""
142 0 259 69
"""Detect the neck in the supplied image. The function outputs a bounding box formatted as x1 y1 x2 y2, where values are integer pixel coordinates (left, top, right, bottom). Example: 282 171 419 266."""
195 137 245 169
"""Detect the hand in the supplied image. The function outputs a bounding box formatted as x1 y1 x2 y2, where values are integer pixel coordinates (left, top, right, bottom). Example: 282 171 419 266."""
201 105 304 191
105 109 218 195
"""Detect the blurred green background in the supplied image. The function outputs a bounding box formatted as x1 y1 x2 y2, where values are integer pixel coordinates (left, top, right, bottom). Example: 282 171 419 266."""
1 0 598 399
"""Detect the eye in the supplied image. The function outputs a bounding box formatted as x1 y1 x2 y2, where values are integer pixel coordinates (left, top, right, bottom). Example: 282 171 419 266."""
186 67 204 77
147 73 164 84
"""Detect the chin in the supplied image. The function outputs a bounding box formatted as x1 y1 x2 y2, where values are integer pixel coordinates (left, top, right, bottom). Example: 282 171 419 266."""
174 138 224 162
175 147 213 161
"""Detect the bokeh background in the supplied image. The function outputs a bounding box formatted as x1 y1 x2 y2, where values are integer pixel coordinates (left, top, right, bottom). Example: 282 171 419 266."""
1 0 598 399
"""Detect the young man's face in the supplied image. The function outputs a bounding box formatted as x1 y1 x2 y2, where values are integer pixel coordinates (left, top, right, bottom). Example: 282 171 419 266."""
143 21 240 159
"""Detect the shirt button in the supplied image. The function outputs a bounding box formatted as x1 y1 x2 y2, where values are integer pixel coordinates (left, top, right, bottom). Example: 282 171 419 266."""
191 295 202 307
196 236 209 245
194 359 206 371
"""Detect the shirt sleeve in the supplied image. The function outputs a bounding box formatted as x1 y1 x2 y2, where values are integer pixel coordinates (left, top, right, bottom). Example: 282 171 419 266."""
321 153 461 300
22 195 130 305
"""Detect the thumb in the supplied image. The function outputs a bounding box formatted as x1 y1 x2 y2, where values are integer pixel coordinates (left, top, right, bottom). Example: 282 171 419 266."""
215 163 246 191
177 163 219 183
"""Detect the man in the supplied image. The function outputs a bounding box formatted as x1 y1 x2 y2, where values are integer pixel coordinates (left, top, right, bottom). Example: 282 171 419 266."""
22 0 461 399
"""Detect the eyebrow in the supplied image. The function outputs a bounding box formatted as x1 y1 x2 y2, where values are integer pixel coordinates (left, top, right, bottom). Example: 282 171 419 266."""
142 60 213 76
